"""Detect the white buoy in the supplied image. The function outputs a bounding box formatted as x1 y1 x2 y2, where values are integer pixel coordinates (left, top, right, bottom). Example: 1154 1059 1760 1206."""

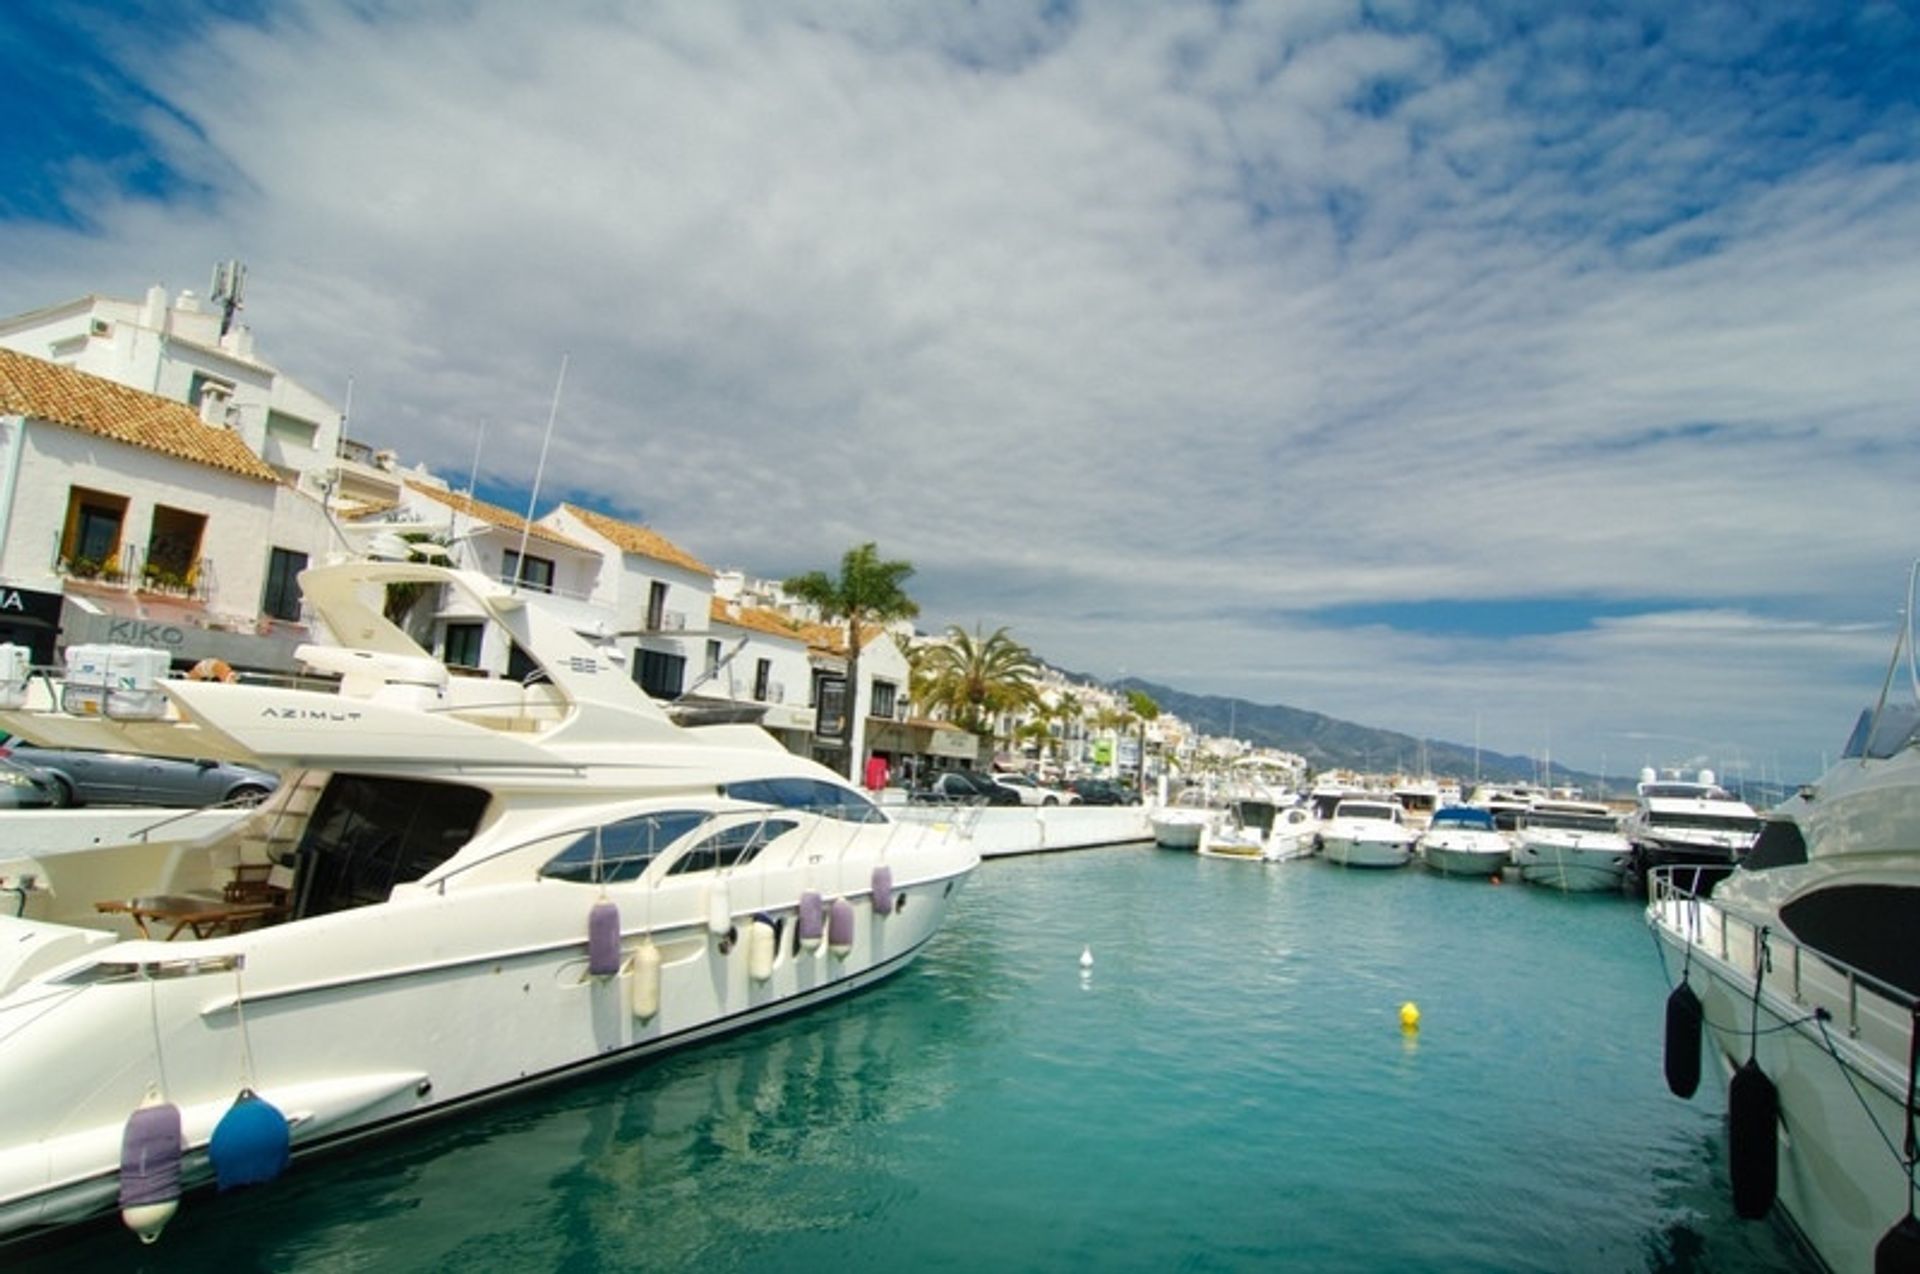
706 878 732 936
748 915 777 982
1080 945 1094 970
632 938 661 1020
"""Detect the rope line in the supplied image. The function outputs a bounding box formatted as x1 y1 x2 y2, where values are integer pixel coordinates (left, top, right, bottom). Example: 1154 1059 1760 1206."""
1657 917 1920 1193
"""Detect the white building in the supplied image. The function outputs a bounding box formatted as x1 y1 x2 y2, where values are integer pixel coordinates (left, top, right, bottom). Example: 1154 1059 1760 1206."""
0 347 337 670
0 283 344 494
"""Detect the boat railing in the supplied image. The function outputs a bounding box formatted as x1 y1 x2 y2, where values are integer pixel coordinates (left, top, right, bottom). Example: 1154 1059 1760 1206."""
1647 866 1918 1052
428 802 899 894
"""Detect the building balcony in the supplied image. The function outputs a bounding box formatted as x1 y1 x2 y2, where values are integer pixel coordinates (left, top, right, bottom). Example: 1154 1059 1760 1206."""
55 546 215 604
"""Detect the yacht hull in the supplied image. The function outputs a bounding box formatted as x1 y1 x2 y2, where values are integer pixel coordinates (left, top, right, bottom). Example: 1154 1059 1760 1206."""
0 867 965 1243
1420 844 1510 878
1649 892 1912 1274
1513 840 1628 892
1319 835 1413 868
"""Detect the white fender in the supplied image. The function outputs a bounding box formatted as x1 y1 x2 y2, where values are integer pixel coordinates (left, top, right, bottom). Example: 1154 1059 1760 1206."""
706 878 732 936
748 917 777 983
632 939 662 1020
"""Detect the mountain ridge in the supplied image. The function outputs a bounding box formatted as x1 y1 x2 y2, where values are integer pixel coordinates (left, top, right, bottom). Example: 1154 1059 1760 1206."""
1097 674 1583 787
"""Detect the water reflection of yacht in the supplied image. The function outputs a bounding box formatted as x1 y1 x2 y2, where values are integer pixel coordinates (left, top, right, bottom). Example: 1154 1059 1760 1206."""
1647 562 1920 1274
0 560 977 1244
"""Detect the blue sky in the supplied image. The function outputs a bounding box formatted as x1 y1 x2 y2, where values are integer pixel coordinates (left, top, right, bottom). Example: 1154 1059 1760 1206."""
4 0 1918 783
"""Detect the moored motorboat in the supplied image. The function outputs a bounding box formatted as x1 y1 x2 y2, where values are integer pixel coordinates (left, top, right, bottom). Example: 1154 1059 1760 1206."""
1511 799 1631 892
1464 781 1546 832
0 560 978 1246
1318 797 1415 868
1262 802 1320 861
1150 788 1214 850
1623 767 1762 894
1416 805 1511 878
1647 563 1920 1274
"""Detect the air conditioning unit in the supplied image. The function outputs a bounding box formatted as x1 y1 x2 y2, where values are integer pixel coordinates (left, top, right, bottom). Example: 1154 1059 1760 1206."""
660 611 687 632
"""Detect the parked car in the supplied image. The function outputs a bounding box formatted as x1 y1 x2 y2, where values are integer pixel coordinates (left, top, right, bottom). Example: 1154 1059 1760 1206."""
991 773 1079 806
910 769 1021 806
0 756 60 808
0 736 279 808
1067 777 1140 806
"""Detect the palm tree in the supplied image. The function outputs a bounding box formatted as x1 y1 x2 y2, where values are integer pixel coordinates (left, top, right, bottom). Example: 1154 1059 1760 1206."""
913 624 1041 738
784 543 919 780
381 530 451 627
1126 689 1161 790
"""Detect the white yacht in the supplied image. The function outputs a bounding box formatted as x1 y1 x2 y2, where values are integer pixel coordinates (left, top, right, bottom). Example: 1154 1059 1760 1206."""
1317 797 1415 868
1464 781 1546 832
1623 767 1762 891
1261 803 1321 862
1416 805 1512 878
1150 787 1215 850
0 560 978 1245
1646 567 1920 1274
1511 799 1631 892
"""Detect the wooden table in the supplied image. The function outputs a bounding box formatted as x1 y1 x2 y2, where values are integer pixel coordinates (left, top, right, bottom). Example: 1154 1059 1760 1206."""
95 894 289 940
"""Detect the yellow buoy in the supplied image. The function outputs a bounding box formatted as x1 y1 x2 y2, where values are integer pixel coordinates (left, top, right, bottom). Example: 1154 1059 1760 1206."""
1399 1001 1421 1032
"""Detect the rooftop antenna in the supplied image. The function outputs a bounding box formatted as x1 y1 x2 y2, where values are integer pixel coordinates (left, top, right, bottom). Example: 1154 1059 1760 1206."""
511 354 569 592
210 260 247 338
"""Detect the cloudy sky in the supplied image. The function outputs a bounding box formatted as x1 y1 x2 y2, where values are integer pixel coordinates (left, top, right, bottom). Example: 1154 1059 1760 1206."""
5 0 1917 783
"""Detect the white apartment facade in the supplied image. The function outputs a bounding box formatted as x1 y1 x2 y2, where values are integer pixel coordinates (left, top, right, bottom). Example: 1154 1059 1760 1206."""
0 283 344 494
0 347 337 671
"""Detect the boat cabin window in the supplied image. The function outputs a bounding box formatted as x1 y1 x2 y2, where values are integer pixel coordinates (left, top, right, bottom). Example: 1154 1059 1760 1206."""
293 776 491 918
666 818 799 876
1744 818 1808 869
1522 809 1616 833
540 810 711 885
1780 885 1920 998
1647 811 1760 835
720 777 886 824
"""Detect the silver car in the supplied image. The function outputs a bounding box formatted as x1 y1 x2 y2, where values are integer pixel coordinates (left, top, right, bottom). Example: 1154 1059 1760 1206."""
0 757 60 808
0 737 278 808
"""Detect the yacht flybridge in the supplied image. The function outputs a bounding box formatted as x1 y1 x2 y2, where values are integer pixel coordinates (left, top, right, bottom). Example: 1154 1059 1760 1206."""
0 561 978 1245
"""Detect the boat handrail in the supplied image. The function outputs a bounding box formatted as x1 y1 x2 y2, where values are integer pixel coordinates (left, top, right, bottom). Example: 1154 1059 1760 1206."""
427 801 881 893
1647 865 1920 1038
111 788 286 844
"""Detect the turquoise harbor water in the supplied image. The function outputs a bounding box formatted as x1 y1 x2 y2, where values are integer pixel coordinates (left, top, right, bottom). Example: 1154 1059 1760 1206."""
20 847 1812 1273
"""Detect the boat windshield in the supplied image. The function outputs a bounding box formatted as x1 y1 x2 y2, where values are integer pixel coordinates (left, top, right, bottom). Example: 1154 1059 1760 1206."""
1841 702 1920 761
1524 810 1616 833
720 777 887 823
1336 803 1396 821
1430 807 1496 830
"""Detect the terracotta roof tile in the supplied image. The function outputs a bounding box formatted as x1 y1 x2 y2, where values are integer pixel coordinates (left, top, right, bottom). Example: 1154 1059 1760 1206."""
559 504 712 576
0 347 280 482
710 597 808 641
404 481 593 551
800 619 887 655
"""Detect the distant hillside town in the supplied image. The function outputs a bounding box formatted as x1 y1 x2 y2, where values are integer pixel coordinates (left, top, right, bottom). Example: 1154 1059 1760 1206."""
1 267 1591 799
